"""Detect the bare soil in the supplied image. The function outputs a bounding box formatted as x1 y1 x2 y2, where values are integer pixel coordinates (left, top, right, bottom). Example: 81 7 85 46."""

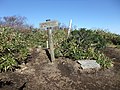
0 47 120 90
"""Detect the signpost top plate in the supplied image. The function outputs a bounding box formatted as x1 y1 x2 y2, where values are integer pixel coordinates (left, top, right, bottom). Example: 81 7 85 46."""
40 20 59 29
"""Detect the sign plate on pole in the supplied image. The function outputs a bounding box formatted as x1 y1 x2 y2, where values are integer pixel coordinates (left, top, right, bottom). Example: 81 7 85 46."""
40 20 59 29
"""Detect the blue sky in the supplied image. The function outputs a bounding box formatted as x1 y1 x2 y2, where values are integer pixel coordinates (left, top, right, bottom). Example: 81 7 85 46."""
0 0 120 34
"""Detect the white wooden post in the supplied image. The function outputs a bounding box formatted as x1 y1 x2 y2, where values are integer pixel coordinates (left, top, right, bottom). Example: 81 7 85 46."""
68 19 72 38
46 41 49 48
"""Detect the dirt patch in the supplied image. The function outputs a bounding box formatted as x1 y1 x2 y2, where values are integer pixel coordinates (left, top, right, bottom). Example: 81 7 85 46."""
103 47 120 63
0 47 120 90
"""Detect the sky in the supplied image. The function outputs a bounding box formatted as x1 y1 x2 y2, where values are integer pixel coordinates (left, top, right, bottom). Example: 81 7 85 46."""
0 0 120 34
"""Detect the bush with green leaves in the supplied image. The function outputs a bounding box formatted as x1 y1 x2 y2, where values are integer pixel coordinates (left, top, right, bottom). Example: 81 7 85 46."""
53 29 67 48
0 26 29 72
23 30 48 48
94 29 120 45
0 26 114 71
54 28 113 68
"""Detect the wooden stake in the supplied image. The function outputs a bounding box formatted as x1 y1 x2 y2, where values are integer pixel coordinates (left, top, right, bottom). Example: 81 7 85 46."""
46 41 48 48
67 19 72 38
48 27 55 62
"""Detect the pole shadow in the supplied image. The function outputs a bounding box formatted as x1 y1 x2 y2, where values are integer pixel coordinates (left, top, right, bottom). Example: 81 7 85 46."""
44 49 52 62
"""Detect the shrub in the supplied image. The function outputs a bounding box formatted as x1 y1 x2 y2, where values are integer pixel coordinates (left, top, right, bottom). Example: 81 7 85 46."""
0 26 29 72
54 28 113 68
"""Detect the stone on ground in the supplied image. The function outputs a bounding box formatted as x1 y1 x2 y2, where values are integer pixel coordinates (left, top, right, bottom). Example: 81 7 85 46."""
77 60 101 69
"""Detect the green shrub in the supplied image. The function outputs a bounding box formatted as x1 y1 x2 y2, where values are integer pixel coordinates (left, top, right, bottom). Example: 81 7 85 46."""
54 28 113 68
0 26 29 72
23 30 48 48
94 30 120 45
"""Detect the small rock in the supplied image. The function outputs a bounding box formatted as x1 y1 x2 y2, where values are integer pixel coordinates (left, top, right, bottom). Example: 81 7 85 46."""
36 46 42 52
77 60 101 70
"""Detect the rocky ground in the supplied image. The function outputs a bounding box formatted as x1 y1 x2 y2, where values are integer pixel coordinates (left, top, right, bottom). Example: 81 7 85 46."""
0 47 120 90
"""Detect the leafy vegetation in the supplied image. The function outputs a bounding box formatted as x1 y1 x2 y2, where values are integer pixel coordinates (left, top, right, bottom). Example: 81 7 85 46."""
54 28 113 68
0 26 29 72
0 26 116 71
1 15 120 71
94 29 120 45
22 30 48 48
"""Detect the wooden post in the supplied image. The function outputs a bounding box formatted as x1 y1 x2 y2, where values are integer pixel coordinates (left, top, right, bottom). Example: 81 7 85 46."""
67 19 72 38
46 41 48 49
48 27 55 62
